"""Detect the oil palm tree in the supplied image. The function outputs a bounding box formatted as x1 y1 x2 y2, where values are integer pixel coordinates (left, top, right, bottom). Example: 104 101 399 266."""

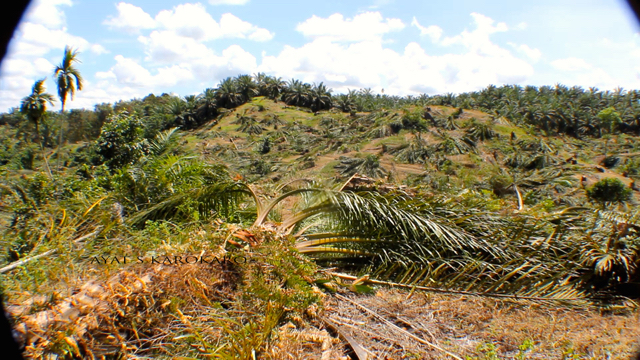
215 77 245 108
54 46 83 170
197 88 218 122
236 74 258 102
309 82 332 112
284 79 310 107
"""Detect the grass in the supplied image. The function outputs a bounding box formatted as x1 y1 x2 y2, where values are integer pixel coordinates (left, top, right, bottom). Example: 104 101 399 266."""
2 99 640 358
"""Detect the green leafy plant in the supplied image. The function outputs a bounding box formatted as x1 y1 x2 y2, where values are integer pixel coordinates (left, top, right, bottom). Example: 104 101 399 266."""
586 178 632 205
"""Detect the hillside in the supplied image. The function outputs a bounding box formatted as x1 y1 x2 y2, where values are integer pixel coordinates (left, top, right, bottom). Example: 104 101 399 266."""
1 79 640 359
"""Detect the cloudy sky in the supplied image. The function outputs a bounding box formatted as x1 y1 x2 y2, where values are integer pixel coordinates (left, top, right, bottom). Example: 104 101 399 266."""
1 0 640 111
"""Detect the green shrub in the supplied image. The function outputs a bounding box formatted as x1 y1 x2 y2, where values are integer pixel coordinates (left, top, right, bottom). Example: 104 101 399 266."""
622 157 640 176
95 111 148 169
586 178 632 204
18 145 36 170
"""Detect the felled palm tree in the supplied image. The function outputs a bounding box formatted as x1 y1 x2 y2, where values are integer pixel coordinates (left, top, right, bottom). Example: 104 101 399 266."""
390 136 431 164
335 155 387 178
247 186 623 306
20 78 55 144
54 46 83 170
465 119 496 141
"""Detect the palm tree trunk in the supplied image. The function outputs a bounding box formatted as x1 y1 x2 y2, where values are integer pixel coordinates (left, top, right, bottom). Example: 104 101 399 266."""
35 119 53 179
56 99 65 171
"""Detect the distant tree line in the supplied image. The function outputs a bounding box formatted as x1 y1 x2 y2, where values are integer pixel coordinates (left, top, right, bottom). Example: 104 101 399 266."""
3 73 640 153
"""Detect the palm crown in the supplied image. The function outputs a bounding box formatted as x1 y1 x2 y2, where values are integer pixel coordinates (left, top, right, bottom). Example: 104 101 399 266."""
54 46 83 111
20 78 55 142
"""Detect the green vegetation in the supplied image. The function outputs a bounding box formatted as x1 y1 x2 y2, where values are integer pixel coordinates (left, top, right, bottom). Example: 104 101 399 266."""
586 177 633 205
1 60 639 358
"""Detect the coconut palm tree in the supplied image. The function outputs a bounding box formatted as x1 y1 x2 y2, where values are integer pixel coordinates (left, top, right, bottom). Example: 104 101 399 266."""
20 78 55 144
54 46 83 170
20 78 55 177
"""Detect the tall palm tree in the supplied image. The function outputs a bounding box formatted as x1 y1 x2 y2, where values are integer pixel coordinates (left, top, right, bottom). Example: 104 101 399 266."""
20 78 55 144
54 46 83 170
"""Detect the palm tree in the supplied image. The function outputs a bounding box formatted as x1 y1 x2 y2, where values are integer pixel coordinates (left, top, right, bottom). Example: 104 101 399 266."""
20 78 55 177
20 78 55 144
54 46 83 170
284 79 310 107
197 88 218 122
265 76 286 101
309 82 332 112
215 77 245 108
236 74 258 102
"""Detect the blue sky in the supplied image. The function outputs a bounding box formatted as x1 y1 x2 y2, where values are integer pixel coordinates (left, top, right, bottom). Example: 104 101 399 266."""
1 0 639 111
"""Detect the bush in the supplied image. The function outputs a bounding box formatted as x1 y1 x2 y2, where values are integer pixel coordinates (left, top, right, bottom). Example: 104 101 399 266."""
586 178 632 204
622 157 640 176
18 145 36 170
95 112 148 169
602 155 620 169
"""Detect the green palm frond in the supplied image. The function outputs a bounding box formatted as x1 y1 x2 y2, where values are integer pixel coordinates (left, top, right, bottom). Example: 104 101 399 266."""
127 182 252 226
147 127 179 156
334 155 387 178
290 190 505 261
390 137 432 164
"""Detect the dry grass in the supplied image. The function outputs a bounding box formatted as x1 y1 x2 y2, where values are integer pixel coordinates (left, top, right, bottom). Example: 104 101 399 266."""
324 289 640 359
5 232 640 359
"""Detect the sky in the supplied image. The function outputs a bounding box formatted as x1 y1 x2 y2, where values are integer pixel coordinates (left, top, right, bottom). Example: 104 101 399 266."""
1 0 640 112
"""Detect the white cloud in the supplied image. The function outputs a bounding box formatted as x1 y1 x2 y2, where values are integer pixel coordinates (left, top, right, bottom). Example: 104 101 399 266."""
147 4 273 42
209 0 250 5
104 2 157 33
515 22 527 30
296 12 404 42
441 13 508 52
551 57 592 72
96 45 257 93
103 55 193 88
260 12 533 96
155 3 220 40
134 5 273 65
411 17 443 43
90 44 109 55
508 43 541 62
248 28 274 42
549 57 618 88
139 30 215 63
11 22 91 57
220 13 273 41
23 0 72 29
